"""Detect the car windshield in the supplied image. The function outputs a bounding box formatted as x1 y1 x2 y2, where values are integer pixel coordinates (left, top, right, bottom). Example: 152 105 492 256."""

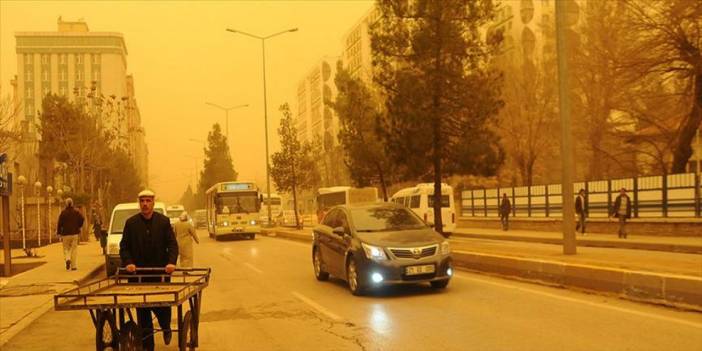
167 210 184 218
110 208 164 234
350 207 426 232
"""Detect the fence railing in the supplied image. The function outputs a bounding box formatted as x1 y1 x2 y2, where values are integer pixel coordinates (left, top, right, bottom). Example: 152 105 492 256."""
460 173 702 218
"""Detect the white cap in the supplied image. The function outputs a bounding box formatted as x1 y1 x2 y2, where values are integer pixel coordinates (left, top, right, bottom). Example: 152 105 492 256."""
138 189 156 198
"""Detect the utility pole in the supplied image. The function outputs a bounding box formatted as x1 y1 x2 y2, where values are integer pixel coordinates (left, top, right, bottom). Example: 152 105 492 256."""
556 0 577 255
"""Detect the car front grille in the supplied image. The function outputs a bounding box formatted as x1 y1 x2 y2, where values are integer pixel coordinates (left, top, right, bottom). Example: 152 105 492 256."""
390 245 437 259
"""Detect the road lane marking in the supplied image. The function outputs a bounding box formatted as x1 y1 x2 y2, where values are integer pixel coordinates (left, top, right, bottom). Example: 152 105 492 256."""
453 273 702 329
244 262 263 274
291 291 343 322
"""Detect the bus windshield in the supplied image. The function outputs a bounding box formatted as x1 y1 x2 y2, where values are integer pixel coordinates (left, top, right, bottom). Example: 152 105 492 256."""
216 192 259 214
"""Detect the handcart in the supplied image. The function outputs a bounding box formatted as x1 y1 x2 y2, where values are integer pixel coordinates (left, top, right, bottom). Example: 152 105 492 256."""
54 267 211 351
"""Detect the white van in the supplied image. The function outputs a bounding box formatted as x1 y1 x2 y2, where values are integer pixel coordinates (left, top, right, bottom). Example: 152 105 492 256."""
390 183 456 234
166 204 187 226
105 202 167 276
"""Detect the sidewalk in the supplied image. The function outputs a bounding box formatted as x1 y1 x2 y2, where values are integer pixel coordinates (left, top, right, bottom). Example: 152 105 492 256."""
453 227 702 254
263 227 702 311
0 240 105 347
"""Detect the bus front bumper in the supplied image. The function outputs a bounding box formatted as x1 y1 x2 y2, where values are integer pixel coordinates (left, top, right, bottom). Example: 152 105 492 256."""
214 225 261 237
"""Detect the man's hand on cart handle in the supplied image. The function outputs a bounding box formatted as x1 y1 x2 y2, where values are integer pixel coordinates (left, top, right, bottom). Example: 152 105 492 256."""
126 264 136 273
165 264 176 274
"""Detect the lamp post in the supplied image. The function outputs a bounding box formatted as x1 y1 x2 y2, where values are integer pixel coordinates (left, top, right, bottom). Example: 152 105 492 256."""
34 181 42 251
46 186 53 244
226 27 298 226
16 175 27 252
188 138 206 190
204 102 248 145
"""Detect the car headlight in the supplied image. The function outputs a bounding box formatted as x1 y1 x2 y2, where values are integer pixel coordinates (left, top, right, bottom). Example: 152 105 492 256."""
440 241 451 255
361 243 388 261
223 221 229 226
108 243 120 255
250 220 256 225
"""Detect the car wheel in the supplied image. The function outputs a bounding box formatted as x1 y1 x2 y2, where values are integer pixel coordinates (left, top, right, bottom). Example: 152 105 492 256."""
346 257 365 296
313 247 329 281
430 279 450 289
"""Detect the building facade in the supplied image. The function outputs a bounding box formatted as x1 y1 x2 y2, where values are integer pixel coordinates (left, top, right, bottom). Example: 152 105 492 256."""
12 17 148 186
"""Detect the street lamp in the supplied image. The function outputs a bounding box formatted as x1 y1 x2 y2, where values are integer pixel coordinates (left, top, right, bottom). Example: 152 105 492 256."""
204 102 248 143
16 175 26 252
34 181 42 251
226 27 298 226
46 186 53 244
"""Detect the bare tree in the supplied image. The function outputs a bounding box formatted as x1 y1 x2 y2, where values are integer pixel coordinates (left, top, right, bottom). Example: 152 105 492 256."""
622 0 701 173
0 96 21 156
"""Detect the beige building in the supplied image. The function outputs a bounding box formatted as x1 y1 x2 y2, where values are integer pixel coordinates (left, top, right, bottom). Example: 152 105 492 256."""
295 58 349 187
12 17 148 186
341 7 379 83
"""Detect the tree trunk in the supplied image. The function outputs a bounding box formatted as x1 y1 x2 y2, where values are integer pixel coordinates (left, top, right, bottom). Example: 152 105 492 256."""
291 161 301 230
376 162 388 201
671 72 701 173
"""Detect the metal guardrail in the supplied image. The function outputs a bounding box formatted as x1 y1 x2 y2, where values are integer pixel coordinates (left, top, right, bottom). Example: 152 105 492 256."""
461 173 702 218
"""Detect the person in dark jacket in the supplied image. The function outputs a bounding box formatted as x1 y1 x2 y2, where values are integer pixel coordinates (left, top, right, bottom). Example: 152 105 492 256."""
610 188 632 239
500 193 511 231
575 189 587 235
56 198 84 270
120 190 178 351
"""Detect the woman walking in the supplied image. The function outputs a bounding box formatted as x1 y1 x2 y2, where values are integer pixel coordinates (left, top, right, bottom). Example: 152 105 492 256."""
173 212 199 267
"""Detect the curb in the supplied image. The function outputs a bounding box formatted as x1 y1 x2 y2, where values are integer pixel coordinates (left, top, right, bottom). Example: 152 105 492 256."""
451 231 702 254
0 263 104 348
265 228 702 312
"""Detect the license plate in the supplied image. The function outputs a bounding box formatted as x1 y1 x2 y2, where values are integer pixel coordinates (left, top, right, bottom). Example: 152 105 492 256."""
235 227 243 232
405 264 435 276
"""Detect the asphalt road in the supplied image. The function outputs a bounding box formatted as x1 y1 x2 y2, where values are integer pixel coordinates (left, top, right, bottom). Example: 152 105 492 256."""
4 229 702 351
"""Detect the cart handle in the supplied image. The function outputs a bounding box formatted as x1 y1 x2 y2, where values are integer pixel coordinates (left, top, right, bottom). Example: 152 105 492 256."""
117 267 210 273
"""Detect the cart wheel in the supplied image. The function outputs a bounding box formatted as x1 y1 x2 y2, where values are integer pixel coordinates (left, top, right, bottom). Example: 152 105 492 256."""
96 310 119 350
119 321 143 351
179 311 196 351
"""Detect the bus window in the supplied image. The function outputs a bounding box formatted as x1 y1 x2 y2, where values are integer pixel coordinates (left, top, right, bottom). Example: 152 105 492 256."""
428 195 450 208
216 193 259 214
410 195 420 208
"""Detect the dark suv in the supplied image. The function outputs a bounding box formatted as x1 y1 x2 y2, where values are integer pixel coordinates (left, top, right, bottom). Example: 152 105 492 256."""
312 203 453 295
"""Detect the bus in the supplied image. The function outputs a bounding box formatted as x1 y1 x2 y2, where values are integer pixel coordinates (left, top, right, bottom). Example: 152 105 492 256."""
205 181 262 240
260 193 283 224
316 186 378 222
390 183 456 234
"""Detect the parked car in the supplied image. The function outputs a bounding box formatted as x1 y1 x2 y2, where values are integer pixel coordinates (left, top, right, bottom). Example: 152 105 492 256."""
105 202 167 276
312 203 452 295
194 209 207 228
276 210 303 227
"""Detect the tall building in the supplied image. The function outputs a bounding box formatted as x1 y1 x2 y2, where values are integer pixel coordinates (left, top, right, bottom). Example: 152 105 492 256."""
13 17 148 185
295 58 349 187
341 7 379 83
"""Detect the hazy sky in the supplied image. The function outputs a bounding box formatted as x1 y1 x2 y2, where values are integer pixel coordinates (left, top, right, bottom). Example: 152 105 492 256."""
0 0 373 203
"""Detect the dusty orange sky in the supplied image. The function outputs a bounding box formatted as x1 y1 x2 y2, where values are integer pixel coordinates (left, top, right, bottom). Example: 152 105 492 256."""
0 0 373 203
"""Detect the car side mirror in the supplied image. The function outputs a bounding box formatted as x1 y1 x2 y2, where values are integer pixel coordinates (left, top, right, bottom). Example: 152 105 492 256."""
332 226 346 236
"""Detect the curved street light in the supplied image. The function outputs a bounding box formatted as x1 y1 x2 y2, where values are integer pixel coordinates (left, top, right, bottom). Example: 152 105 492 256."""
225 27 298 226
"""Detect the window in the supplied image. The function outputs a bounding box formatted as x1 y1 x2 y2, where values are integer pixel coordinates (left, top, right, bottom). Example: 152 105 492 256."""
59 70 67 81
76 70 83 81
322 209 338 227
42 86 51 97
75 54 83 64
24 54 33 65
93 69 101 81
25 71 33 82
59 54 67 65
42 70 49 82
25 102 34 116
91 54 100 64
428 195 451 208
25 87 33 98
59 86 67 96
41 54 49 65
410 195 420 209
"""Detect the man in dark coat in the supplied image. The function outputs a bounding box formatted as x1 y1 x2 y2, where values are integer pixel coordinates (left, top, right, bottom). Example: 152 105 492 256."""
611 188 632 239
120 190 178 351
57 198 84 270
575 189 587 235
500 193 511 231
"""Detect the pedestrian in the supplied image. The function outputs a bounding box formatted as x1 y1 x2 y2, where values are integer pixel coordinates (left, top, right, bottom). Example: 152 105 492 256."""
120 190 178 351
173 211 199 268
56 198 84 271
91 207 104 253
575 189 587 235
500 193 511 231
610 187 632 239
